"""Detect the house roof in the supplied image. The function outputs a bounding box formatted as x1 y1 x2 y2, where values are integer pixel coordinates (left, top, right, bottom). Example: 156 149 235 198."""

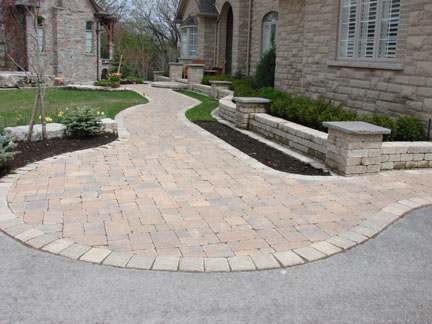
176 0 218 21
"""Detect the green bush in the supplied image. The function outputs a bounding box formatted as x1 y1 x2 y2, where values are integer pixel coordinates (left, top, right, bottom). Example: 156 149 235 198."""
255 47 276 89
232 79 258 97
257 89 425 141
95 80 112 87
0 134 17 170
121 76 144 84
63 107 103 138
394 116 426 141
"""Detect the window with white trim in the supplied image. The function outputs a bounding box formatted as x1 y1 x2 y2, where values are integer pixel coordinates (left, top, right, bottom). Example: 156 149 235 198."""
86 21 94 54
36 16 45 53
262 12 278 55
338 0 400 60
180 26 198 58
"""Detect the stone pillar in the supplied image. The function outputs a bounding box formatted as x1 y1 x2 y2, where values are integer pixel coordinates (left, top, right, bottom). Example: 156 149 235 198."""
233 97 271 129
187 64 205 84
169 63 183 80
210 80 232 99
324 121 391 176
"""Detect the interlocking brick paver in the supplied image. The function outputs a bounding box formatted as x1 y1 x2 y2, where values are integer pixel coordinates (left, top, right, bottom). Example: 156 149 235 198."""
126 255 155 269
103 252 133 267
152 256 179 271
204 258 230 272
251 254 280 270
228 256 256 271
273 251 305 267
42 239 75 254
294 247 326 262
179 257 204 272
80 248 111 263
60 243 91 259
3 85 432 271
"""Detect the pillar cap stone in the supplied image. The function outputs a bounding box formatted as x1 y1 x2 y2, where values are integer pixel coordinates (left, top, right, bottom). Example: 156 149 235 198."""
233 97 271 104
209 80 232 85
169 62 183 66
323 121 391 135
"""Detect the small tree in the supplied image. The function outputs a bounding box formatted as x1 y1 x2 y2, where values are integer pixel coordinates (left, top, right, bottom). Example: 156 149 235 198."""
255 46 276 89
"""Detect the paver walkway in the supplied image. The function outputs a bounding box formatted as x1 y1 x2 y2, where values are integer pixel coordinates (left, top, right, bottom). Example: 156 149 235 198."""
1 84 432 272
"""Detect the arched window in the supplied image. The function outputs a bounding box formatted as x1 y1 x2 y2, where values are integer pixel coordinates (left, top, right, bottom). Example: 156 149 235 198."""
86 21 94 54
36 16 45 53
261 12 278 55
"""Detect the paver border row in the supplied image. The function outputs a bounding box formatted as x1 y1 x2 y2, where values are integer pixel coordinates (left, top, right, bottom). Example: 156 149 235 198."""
0 87 431 272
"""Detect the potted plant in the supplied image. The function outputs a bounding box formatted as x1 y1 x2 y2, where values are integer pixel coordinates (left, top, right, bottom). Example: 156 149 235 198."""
110 72 122 88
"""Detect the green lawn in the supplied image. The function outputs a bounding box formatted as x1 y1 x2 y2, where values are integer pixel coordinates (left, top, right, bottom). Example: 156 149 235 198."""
0 88 147 130
181 90 218 122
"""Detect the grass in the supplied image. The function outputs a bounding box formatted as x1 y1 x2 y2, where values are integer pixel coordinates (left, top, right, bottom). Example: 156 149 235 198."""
181 90 218 122
0 88 147 130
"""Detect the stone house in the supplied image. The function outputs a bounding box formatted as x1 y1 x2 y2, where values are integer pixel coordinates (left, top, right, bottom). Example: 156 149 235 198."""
0 0 115 86
175 0 432 127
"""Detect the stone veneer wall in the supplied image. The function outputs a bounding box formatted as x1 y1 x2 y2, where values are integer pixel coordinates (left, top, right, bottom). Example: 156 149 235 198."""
275 0 432 127
381 142 432 170
24 0 101 84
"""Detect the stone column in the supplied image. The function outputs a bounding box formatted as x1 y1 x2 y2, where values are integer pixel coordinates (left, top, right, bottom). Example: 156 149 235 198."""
233 97 271 129
210 80 232 99
169 63 183 80
324 121 391 176
187 64 205 84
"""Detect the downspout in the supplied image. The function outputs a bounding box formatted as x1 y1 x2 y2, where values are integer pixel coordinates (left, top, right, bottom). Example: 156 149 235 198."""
96 21 100 81
246 0 253 76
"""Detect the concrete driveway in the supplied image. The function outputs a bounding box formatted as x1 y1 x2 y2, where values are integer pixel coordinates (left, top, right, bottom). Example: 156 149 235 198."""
1 207 431 323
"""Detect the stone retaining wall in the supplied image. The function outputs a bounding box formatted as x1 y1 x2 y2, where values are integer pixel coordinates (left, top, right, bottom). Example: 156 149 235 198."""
249 113 327 161
217 94 432 173
381 142 432 170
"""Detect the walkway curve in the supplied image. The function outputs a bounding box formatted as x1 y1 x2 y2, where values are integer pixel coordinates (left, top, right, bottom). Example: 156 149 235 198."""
1 84 432 272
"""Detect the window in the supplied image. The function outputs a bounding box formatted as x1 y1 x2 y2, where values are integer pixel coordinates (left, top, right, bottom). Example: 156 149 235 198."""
0 43 6 67
262 12 278 55
36 16 45 52
338 0 400 60
86 21 94 54
180 26 198 58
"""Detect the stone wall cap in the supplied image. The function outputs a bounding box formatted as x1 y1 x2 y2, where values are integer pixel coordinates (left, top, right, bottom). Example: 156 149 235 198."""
323 121 391 135
233 97 271 104
188 64 205 68
209 80 232 85
169 62 183 66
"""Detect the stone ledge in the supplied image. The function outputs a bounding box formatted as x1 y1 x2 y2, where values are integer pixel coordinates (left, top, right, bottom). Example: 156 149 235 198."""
324 121 391 135
233 97 271 104
209 80 232 86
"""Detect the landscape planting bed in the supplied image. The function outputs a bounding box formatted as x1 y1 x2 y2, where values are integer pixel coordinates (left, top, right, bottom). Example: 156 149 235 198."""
195 121 329 176
1 133 117 177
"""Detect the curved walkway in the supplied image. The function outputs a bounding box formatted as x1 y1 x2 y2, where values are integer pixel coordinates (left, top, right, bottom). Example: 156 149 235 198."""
1 84 432 272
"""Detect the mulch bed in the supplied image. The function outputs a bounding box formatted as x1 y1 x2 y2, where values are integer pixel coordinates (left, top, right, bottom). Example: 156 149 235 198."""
1 133 117 177
195 121 329 176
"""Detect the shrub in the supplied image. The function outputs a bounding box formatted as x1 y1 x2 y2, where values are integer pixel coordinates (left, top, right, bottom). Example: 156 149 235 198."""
0 134 17 170
232 79 258 97
95 80 112 87
394 116 426 141
121 76 144 85
255 47 276 89
63 107 103 138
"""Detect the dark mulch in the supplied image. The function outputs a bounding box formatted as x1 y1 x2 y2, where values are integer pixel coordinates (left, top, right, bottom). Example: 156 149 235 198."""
1 133 117 177
195 121 329 176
